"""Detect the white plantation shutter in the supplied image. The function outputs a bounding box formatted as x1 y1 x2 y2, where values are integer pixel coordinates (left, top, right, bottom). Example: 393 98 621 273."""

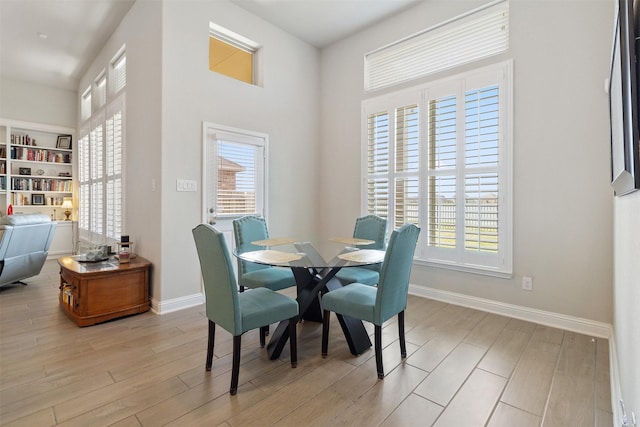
78 133 90 232
366 112 390 218
95 72 106 109
363 61 512 276
90 120 104 236
105 98 124 239
365 0 509 91
427 94 457 251
77 94 125 244
394 105 419 228
365 99 421 234
464 86 499 253
112 50 126 93
81 87 91 122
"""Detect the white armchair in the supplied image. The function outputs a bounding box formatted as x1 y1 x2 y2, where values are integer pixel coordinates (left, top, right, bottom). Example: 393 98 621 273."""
0 214 56 288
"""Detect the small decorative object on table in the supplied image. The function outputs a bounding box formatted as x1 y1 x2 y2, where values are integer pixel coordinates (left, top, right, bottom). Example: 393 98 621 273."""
118 235 133 263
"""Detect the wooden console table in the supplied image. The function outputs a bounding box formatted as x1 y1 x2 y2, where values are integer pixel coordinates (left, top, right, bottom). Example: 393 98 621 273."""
58 255 151 327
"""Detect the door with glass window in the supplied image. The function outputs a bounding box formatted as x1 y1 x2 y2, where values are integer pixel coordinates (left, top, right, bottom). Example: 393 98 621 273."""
202 123 267 256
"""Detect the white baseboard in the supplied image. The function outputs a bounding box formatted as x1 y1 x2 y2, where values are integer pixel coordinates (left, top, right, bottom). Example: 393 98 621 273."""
150 292 204 314
408 284 612 339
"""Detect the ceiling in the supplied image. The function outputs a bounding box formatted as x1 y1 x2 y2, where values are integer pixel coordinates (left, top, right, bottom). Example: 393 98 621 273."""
230 0 421 47
0 0 135 91
0 0 421 92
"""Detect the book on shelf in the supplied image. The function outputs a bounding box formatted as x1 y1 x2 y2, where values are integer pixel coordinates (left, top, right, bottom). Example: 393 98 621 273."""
10 133 35 145
10 147 71 163
11 177 72 192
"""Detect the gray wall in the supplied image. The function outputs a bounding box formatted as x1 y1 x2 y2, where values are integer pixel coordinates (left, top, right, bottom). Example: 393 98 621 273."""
319 0 614 323
158 1 320 302
78 0 321 304
0 77 76 127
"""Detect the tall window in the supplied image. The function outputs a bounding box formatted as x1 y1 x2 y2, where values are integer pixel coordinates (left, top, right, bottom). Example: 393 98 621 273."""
363 61 512 276
78 48 126 244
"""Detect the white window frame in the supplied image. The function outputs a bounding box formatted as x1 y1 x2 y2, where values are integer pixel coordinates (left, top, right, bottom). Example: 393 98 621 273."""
362 61 513 277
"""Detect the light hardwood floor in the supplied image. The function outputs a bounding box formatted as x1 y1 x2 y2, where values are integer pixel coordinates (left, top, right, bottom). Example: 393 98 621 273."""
0 260 613 426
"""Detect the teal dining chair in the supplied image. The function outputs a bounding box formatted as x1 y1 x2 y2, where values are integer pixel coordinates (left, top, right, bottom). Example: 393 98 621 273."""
335 215 387 286
233 216 297 346
233 216 297 292
192 224 298 395
321 223 420 379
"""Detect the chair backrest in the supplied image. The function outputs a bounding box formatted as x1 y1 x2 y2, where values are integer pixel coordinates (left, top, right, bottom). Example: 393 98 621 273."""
353 215 387 250
192 224 242 336
233 216 270 276
374 223 421 324
0 214 57 286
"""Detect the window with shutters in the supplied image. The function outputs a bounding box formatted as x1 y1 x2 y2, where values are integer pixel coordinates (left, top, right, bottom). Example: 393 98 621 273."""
209 22 260 85
78 47 126 245
111 48 126 94
81 87 91 122
365 0 509 92
78 95 125 243
363 61 512 276
95 71 106 109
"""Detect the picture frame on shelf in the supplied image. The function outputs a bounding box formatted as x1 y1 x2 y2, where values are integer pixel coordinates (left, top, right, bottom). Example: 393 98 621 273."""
56 135 72 149
31 193 45 205
19 167 31 175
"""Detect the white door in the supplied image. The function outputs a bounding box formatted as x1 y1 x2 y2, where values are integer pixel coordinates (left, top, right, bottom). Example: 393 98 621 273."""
202 122 268 256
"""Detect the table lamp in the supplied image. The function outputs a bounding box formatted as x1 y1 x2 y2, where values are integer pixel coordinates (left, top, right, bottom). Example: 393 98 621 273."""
61 198 73 221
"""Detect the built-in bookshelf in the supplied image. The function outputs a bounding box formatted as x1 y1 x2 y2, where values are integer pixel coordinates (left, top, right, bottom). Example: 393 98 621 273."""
0 119 75 221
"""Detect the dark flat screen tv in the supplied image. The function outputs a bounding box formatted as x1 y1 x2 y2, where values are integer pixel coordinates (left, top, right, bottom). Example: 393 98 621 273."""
610 0 640 196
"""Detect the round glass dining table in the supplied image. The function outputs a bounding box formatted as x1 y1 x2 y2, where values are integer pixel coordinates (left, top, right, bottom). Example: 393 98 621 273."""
234 240 385 359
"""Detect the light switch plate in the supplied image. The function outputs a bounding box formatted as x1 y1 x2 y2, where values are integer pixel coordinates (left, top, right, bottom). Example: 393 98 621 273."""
176 179 197 192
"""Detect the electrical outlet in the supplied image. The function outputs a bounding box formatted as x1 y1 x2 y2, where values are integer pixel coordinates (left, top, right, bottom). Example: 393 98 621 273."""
522 276 533 291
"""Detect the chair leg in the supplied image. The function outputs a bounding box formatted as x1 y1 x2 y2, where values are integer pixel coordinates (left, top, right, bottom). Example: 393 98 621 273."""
375 325 384 379
260 326 267 348
398 310 407 358
321 310 330 357
206 320 215 371
289 318 297 368
230 335 241 395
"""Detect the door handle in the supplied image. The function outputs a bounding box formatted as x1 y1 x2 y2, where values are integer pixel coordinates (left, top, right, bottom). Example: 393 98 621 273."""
209 219 216 225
